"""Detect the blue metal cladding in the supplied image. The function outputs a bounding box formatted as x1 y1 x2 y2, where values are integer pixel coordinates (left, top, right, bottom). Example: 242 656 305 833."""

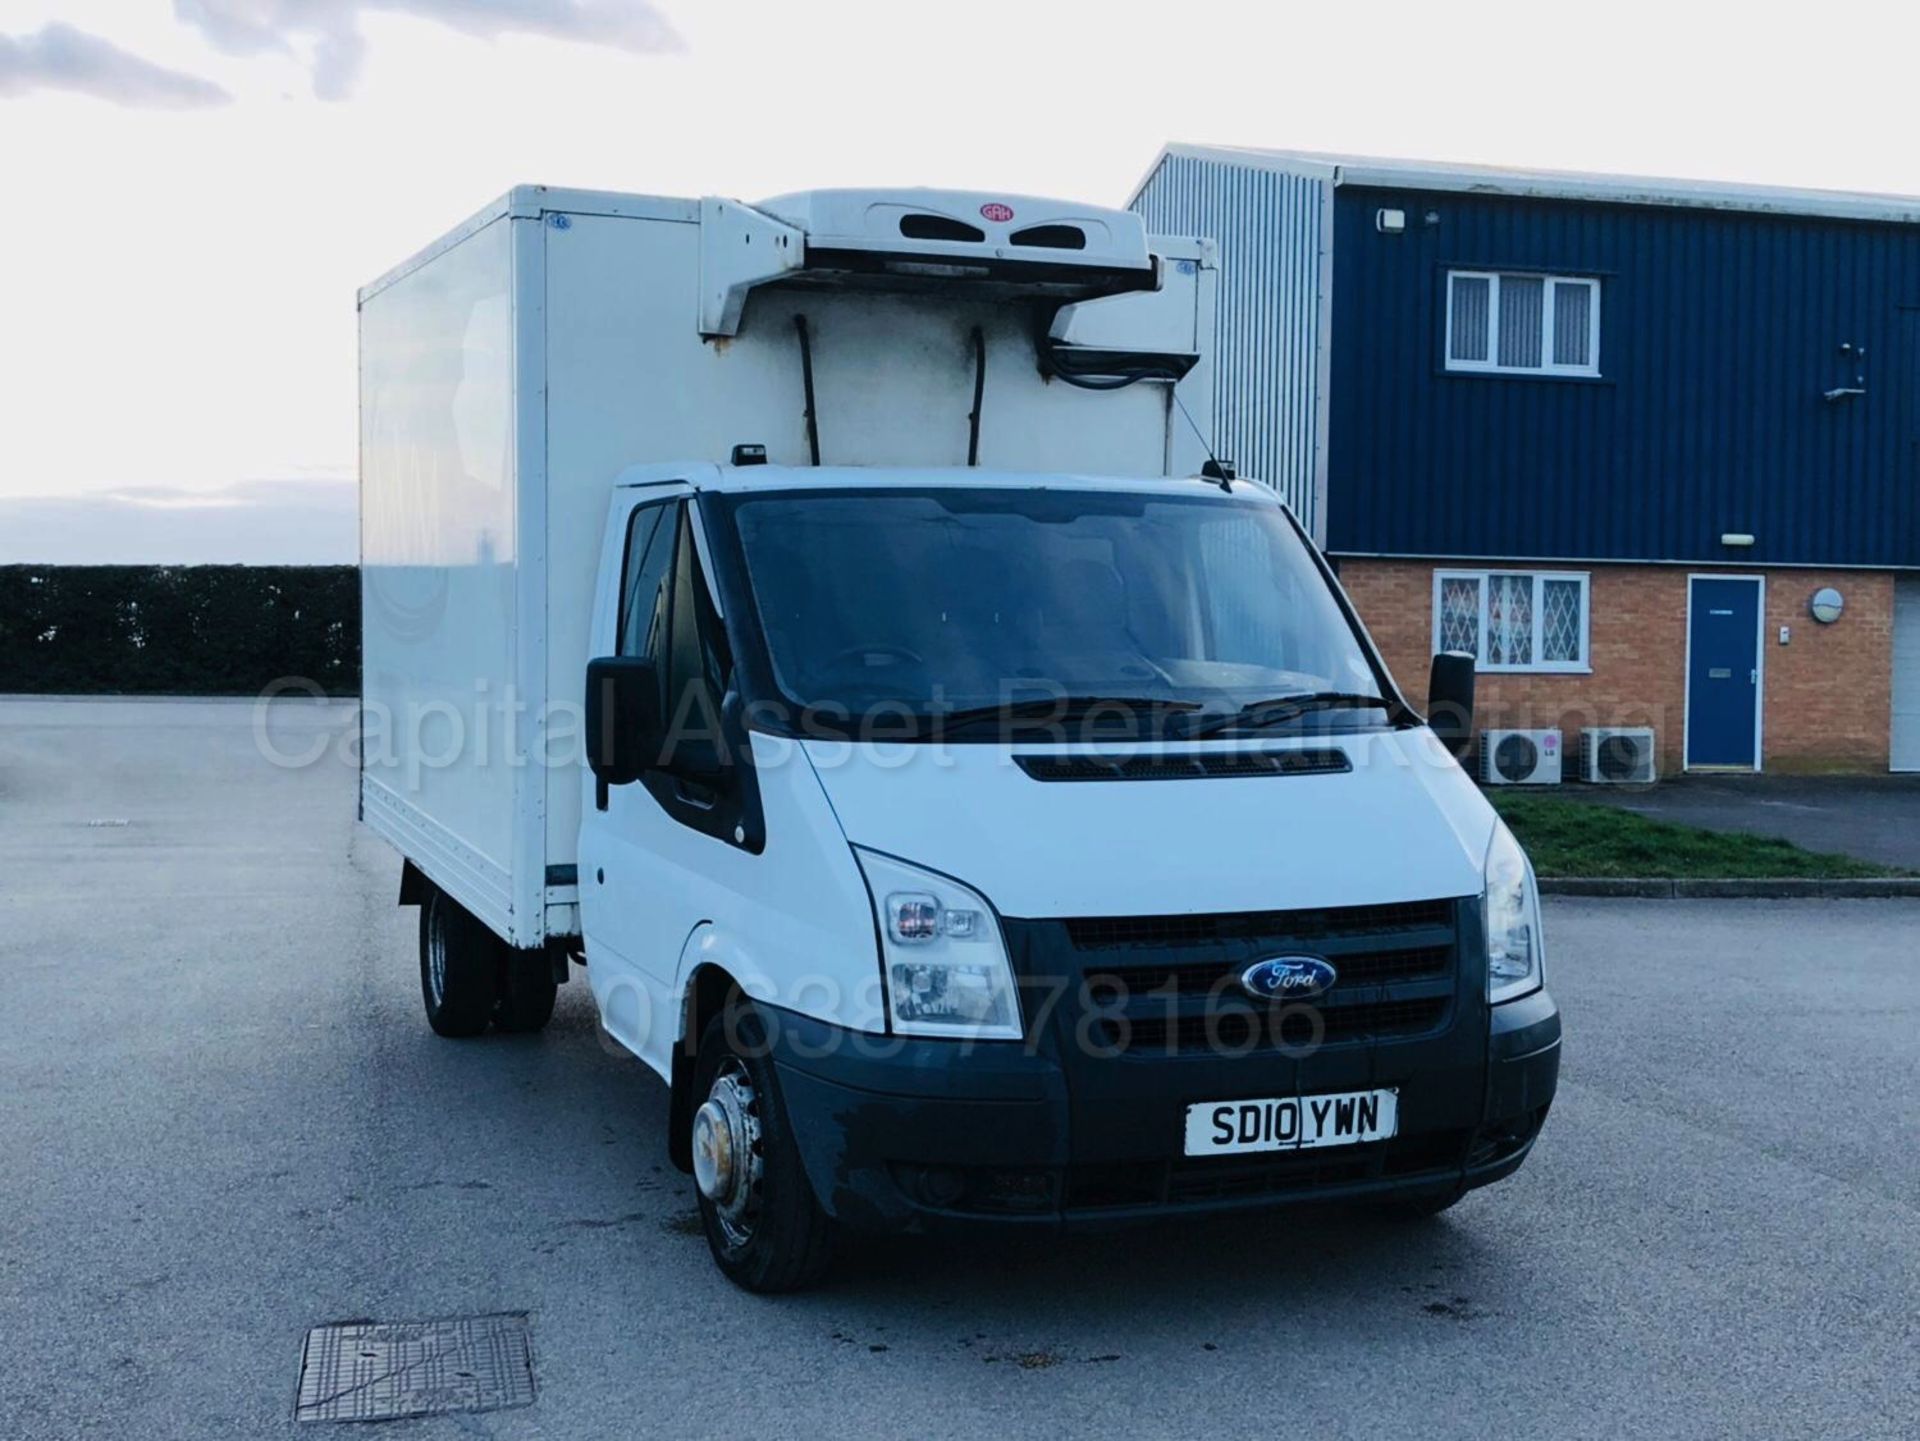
1133 154 1327 531
1327 186 1920 568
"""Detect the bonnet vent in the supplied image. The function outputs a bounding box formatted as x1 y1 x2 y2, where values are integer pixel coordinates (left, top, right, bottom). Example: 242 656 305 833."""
1015 749 1352 783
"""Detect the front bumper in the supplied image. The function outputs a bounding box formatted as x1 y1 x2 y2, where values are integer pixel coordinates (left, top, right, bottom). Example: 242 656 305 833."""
763 986 1560 1233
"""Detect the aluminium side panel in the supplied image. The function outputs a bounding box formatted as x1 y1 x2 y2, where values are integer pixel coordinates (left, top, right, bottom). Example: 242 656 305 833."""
540 210 706 878
1132 153 1330 540
1164 236 1221 480
359 213 529 943
509 215 553 942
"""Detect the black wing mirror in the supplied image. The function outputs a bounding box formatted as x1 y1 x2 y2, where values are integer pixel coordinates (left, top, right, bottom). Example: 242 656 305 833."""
1426 650 1477 761
585 656 662 786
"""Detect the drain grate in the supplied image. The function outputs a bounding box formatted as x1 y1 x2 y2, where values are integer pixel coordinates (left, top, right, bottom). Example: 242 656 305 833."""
295 1314 535 1423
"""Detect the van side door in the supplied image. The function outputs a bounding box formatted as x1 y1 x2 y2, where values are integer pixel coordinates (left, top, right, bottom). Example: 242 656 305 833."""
579 491 755 1075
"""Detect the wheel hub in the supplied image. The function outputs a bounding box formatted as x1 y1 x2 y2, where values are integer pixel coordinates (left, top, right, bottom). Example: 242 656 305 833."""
690 1067 762 1245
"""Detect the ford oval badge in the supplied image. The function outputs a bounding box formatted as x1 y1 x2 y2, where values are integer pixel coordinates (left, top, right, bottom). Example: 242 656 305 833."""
1240 956 1338 1001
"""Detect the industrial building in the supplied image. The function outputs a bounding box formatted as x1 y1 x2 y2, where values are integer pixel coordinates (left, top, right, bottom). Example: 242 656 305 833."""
1134 146 1920 774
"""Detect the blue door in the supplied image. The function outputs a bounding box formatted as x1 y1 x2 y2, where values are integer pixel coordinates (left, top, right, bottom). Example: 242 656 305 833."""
1687 578 1762 769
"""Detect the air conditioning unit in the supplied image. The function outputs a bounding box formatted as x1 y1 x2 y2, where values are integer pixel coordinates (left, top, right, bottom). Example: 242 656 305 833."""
1478 729 1563 786
1581 727 1658 784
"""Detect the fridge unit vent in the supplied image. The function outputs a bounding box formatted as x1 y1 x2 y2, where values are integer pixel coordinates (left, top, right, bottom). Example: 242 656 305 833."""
1478 729 1563 786
1581 727 1658 784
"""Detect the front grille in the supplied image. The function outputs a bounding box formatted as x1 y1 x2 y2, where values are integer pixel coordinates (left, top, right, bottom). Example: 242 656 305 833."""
1023 897 1465 1058
1083 945 1450 997
1097 997 1449 1055
1064 898 1453 951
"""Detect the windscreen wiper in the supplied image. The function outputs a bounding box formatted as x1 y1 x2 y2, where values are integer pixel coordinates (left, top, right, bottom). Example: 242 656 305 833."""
928 695 1200 736
1182 691 1390 739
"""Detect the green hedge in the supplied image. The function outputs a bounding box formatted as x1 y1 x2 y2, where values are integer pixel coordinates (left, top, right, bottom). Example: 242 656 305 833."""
0 566 359 696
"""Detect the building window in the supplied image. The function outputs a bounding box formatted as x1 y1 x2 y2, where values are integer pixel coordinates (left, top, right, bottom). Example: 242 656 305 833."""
1445 271 1600 376
1433 570 1590 672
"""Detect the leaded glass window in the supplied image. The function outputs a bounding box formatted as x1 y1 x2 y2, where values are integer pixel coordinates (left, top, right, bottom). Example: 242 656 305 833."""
1438 575 1482 655
1433 570 1589 672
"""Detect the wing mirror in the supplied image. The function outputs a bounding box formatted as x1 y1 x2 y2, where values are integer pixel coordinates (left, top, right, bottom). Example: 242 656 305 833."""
1426 650 1477 761
585 656 663 786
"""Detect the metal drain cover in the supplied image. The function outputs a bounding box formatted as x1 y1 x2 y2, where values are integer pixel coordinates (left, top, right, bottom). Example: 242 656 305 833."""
295 1314 534 1423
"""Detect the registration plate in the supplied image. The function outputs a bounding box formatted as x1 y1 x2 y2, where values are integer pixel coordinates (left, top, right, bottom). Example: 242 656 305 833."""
1183 1088 1398 1157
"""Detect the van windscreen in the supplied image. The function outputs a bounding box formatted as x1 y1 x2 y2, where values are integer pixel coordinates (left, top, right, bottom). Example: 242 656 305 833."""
723 487 1386 739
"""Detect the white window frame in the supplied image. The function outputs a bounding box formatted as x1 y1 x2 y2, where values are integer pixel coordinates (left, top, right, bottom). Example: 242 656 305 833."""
1432 569 1592 674
1444 271 1601 377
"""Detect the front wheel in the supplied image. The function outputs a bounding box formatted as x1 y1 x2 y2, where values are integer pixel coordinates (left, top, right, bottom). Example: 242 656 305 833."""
689 1007 835 1292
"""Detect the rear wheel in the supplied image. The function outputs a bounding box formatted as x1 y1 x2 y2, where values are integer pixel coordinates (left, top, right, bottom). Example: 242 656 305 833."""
689 1006 835 1292
494 947 557 1033
418 888 498 1038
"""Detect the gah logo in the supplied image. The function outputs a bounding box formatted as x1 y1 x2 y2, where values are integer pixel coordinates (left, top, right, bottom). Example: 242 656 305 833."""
979 202 1015 223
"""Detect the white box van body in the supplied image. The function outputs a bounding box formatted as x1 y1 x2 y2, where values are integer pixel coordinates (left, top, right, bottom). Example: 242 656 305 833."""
359 186 1559 1290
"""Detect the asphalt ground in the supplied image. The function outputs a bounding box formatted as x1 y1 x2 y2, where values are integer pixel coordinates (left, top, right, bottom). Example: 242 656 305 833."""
2 698 1915 1439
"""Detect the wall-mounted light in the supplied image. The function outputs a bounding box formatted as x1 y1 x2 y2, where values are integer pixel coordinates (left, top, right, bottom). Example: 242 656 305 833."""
1809 587 1845 624
1720 532 1756 548
1376 208 1406 233
1825 342 1866 402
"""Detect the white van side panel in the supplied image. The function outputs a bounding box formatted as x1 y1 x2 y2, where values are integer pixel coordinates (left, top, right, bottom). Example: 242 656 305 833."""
541 211 699 883
360 215 526 939
538 210 1217 876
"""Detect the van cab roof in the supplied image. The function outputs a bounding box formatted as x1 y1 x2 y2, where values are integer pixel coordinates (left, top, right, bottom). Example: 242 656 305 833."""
612 463 1277 502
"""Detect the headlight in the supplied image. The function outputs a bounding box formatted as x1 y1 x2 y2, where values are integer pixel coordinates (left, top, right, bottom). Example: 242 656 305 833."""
853 848 1022 1041
1484 821 1544 1004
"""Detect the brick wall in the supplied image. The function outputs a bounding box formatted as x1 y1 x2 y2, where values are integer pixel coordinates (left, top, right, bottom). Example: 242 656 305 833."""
1762 571 1894 770
1337 559 1894 774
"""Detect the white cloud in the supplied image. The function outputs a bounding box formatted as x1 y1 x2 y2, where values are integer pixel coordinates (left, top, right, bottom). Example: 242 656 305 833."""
0 21 230 108
175 0 681 101
0 480 356 564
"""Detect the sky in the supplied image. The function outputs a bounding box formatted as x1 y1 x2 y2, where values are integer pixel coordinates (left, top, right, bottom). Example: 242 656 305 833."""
7 0 1920 562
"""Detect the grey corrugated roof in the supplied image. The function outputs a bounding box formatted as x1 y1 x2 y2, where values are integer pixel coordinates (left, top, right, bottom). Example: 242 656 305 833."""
1139 145 1920 226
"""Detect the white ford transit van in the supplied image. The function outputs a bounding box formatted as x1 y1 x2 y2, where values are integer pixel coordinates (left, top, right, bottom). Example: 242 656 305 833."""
360 186 1560 1290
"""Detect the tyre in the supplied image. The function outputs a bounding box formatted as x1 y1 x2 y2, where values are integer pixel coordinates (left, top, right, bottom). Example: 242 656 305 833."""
688 1006 835 1292
494 946 557 1033
418 887 498 1038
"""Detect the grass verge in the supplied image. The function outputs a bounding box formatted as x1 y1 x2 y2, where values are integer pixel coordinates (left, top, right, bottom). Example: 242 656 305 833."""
1489 791 1904 880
